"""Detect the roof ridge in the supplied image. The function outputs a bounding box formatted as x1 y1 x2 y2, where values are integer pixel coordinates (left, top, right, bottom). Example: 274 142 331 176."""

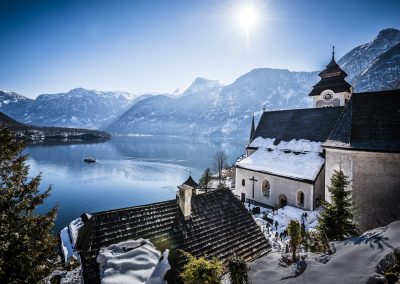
93 199 177 216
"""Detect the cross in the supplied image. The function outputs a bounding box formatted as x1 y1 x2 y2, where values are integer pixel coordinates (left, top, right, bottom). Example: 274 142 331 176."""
249 176 258 198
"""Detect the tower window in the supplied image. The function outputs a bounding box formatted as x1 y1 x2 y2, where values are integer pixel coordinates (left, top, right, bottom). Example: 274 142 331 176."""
242 179 245 186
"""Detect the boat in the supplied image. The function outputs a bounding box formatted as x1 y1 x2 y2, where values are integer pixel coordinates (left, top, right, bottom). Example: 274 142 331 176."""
84 156 96 163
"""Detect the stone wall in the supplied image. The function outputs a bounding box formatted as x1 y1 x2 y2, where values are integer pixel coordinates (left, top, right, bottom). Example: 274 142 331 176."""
325 148 400 231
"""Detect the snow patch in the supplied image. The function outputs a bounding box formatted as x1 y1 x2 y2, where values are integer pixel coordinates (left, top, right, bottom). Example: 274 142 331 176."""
97 239 170 284
238 139 324 181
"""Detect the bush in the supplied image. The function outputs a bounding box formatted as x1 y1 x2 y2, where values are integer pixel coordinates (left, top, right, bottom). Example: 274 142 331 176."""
180 252 223 284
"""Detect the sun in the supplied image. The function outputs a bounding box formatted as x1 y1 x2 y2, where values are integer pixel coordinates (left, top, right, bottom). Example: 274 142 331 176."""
235 3 260 33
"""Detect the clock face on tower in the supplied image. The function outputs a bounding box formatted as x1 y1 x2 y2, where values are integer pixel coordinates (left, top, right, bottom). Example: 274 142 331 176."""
323 92 333 101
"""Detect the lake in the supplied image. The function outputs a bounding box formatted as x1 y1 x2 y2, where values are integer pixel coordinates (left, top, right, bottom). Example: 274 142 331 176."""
26 136 246 232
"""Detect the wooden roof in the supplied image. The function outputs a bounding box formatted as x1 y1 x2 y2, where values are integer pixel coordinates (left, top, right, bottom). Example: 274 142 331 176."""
324 89 400 152
76 189 270 283
251 107 344 145
309 57 352 97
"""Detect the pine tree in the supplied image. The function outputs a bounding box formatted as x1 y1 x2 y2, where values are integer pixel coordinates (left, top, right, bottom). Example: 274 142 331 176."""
287 219 302 262
0 126 58 283
228 254 249 284
317 169 358 241
199 168 212 192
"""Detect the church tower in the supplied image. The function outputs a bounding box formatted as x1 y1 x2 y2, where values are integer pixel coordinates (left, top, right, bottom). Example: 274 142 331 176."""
309 46 352 108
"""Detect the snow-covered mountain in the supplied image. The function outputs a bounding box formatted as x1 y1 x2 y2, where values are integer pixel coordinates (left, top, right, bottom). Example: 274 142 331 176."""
109 70 317 136
24 88 139 129
338 28 400 91
0 91 33 122
109 28 400 137
1 28 399 136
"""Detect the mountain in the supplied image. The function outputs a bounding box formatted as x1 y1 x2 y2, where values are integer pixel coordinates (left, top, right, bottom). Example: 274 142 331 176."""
338 28 400 91
0 112 110 144
352 43 400 91
109 28 400 137
22 88 138 129
0 91 33 121
110 77 225 135
1 28 399 137
110 70 317 136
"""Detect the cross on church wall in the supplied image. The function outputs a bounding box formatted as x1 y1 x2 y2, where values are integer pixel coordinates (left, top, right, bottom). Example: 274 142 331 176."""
249 176 258 199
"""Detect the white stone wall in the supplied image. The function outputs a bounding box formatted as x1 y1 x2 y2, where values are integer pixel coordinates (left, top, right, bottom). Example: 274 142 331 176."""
313 90 351 108
324 148 400 231
235 166 315 210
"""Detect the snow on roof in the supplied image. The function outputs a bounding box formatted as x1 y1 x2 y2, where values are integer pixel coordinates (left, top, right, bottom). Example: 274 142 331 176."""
238 138 324 181
96 239 170 284
60 217 84 263
249 137 276 148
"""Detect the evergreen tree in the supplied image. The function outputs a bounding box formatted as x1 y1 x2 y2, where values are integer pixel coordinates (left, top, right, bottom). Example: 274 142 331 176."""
180 252 223 284
199 168 212 192
287 219 302 262
317 169 358 241
228 254 249 284
0 126 58 283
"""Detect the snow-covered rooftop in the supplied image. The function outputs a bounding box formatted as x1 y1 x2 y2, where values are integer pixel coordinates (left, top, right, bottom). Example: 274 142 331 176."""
238 138 324 181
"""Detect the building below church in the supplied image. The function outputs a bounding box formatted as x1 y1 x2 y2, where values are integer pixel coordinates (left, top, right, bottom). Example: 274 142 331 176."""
235 50 400 231
76 176 270 283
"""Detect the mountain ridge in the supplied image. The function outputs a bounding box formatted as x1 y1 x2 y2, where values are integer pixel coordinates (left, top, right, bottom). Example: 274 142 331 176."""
1 28 399 137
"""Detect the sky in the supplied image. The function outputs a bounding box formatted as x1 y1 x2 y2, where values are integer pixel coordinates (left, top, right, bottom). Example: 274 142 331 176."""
0 0 399 98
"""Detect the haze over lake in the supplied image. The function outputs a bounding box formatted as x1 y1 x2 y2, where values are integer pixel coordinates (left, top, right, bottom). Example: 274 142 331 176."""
26 136 246 232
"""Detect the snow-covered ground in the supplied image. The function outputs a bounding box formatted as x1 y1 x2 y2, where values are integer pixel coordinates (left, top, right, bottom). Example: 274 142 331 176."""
238 138 324 181
96 239 170 284
248 221 400 284
244 202 320 253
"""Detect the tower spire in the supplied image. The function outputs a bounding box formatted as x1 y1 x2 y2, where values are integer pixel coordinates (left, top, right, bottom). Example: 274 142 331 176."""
249 113 255 142
332 45 335 60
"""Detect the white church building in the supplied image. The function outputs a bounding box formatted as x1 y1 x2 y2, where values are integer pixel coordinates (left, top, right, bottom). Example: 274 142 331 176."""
235 51 400 230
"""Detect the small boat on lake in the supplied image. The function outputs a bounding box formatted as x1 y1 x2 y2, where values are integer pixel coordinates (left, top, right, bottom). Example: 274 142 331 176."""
84 156 96 163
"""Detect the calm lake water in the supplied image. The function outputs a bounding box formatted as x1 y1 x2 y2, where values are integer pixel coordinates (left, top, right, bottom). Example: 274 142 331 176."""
25 136 246 232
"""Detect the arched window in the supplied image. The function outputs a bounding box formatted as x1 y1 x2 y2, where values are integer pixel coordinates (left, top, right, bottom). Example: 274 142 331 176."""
297 191 305 207
262 180 270 198
242 179 245 186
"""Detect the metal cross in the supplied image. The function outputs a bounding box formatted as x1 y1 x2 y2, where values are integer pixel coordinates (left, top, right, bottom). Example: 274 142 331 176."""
249 176 258 198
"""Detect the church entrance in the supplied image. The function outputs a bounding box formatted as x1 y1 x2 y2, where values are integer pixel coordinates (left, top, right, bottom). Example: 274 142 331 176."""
279 194 287 208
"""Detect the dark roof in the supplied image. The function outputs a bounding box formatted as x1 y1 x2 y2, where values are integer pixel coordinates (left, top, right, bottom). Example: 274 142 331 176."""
182 175 198 188
309 57 352 96
250 107 344 145
325 89 400 152
76 189 270 283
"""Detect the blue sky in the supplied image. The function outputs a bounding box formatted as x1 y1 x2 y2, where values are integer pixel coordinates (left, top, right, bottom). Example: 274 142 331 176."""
0 0 399 98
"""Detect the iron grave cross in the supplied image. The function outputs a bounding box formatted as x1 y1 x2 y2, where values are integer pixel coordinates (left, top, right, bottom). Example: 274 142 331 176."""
249 176 258 198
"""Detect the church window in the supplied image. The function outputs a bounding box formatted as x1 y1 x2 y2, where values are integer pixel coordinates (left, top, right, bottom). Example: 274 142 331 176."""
297 191 305 207
242 179 245 186
262 180 270 198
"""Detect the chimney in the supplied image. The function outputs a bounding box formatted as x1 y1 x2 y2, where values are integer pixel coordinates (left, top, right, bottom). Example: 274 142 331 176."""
178 175 198 220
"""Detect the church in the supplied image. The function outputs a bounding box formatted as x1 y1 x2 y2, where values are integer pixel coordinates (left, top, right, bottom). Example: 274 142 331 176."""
235 50 400 230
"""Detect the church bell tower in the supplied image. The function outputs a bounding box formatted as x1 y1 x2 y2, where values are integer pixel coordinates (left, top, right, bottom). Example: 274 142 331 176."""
309 46 352 108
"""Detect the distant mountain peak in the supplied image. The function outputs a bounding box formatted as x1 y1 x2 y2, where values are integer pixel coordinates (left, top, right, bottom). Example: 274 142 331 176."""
183 77 223 95
376 28 400 38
